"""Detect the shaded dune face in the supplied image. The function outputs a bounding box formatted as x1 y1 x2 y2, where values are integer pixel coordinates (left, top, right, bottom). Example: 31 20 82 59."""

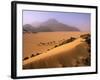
23 38 90 69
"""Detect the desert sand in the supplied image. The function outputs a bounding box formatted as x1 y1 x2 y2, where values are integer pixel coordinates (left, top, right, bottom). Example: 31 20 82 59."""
23 32 90 69
23 32 88 58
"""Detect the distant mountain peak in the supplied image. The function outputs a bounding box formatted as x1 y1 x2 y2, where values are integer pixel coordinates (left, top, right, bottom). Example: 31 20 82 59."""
23 19 80 32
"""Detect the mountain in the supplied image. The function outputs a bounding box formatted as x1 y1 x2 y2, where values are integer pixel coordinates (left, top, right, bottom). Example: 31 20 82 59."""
39 19 80 32
23 19 80 32
23 24 37 32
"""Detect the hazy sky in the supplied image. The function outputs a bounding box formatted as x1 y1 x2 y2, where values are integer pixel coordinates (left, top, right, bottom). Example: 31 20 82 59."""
23 10 91 32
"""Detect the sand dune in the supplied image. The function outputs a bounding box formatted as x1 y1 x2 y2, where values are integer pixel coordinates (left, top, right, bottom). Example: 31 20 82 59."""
23 32 89 58
23 38 90 69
